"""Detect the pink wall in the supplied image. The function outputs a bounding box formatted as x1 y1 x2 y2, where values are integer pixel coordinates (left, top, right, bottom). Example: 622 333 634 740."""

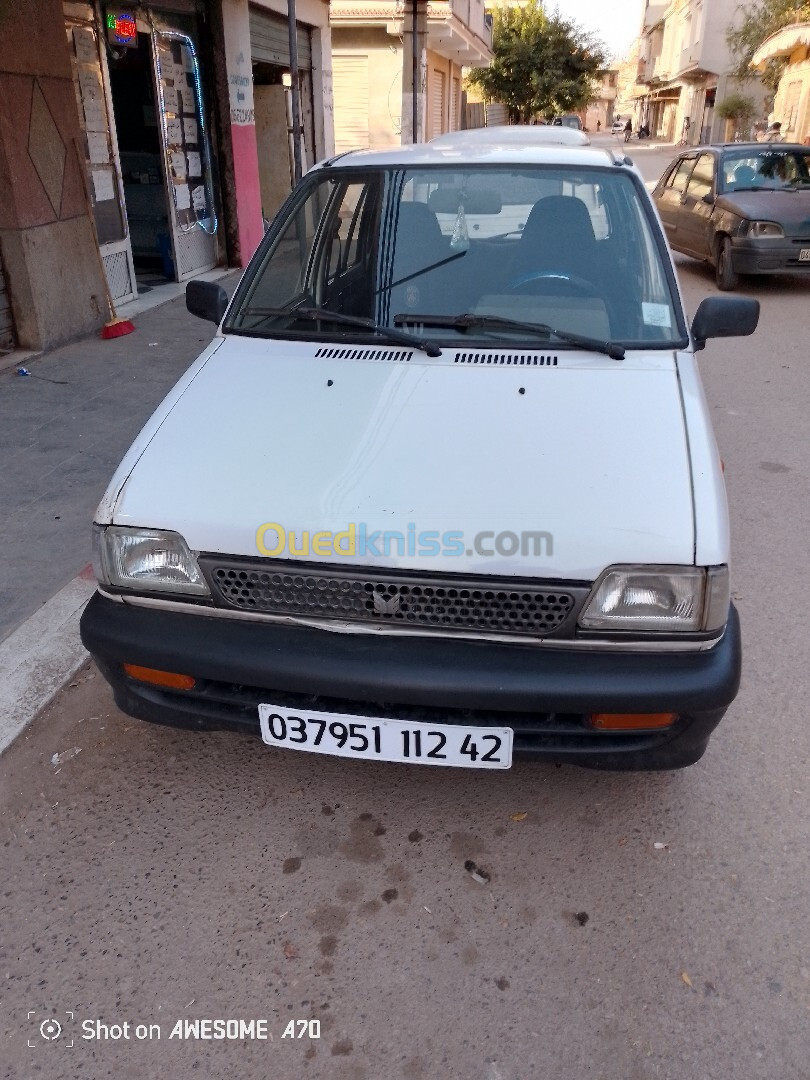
220 0 264 266
231 123 264 264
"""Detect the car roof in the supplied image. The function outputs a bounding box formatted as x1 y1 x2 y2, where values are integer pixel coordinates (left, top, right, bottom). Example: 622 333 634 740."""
430 125 590 148
321 139 635 172
677 142 810 155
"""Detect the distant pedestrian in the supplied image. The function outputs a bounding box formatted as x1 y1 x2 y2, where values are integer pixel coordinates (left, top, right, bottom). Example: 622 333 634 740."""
596 119 601 132
624 118 632 143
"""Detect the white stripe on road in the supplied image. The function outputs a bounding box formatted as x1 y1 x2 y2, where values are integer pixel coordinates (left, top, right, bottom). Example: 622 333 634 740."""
0 569 95 755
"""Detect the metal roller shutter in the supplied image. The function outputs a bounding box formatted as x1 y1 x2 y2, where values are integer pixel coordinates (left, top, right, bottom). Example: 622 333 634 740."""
249 6 311 69
450 76 460 131
430 70 446 138
332 55 369 153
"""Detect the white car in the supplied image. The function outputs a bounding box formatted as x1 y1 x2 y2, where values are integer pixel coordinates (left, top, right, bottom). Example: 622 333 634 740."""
611 118 626 135
81 132 759 771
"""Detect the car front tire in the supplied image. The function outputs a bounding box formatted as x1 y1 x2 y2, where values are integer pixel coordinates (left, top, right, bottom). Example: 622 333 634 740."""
715 235 739 291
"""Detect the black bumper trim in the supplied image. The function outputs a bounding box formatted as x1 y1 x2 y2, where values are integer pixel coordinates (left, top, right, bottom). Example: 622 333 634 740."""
83 592 742 711
81 593 740 715
80 594 741 770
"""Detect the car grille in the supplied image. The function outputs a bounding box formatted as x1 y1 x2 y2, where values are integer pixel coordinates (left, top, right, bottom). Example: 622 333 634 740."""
201 559 581 638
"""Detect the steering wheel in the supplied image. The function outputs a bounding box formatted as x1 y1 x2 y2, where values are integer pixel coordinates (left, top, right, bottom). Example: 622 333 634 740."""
504 270 598 297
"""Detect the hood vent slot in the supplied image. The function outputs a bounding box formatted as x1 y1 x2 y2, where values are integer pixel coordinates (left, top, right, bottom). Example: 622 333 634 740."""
314 347 412 362
454 352 558 366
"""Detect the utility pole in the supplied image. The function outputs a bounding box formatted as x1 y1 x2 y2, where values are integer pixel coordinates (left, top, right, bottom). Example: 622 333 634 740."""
411 0 418 143
287 0 303 183
403 0 426 143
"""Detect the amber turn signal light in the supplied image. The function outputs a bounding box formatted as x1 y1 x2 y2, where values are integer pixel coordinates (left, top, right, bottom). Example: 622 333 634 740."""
588 712 676 731
123 664 196 690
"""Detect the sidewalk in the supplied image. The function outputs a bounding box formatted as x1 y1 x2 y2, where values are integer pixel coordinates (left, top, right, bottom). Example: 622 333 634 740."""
0 271 240 645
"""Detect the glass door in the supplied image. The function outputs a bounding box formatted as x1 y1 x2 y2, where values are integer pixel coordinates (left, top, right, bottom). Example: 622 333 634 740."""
149 12 218 281
64 2 137 304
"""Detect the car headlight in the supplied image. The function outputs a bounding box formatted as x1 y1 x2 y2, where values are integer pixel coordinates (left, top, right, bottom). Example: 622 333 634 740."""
93 526 210 596
579 565 729 633
747 221 784 238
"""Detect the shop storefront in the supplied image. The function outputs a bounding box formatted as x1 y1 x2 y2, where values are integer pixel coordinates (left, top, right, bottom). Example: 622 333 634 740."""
63 2 221 303
249 5 316 224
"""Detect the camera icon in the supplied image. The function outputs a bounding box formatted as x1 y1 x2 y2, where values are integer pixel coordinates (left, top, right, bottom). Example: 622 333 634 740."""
27 1011 74 1048
40 1018 61 1041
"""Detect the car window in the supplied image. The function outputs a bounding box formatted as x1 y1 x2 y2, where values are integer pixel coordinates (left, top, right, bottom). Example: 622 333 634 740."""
721 149 810 191
667 157 695 193
232 174 382 321
686 154 714 199
227 165 684 349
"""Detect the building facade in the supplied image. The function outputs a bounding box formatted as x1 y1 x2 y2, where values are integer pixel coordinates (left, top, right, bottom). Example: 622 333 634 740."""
752 21 810 143
0 0 334 353
634 0 769 144
584 68 619 131
330 0 492 150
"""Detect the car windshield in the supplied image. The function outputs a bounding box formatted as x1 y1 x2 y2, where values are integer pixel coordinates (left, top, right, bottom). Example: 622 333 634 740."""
226 164 684 349
721 149 810 192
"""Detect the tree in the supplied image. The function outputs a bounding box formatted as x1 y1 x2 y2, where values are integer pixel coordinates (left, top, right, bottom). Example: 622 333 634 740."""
467 1 608 124
715 92 756 137
728 0 810 93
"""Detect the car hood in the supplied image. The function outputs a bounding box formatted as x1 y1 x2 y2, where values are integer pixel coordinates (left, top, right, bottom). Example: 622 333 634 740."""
106 337 695 580
716 189 810 233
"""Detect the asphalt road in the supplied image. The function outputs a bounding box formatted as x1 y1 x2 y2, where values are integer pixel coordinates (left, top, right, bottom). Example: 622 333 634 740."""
1 145 808 1080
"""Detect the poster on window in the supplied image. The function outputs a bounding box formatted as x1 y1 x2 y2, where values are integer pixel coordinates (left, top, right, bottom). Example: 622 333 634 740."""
154 32 216 233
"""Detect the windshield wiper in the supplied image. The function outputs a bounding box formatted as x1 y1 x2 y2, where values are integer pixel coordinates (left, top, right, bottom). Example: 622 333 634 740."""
237 306 442 357
394 312 625 361
379 249 467 293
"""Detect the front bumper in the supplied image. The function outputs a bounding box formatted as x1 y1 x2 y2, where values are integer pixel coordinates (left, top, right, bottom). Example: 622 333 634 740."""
731 237 810 275
80 593 742 770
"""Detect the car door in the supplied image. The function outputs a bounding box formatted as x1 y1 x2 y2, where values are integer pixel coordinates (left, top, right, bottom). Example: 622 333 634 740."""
655 156 697 248
678 153 717 258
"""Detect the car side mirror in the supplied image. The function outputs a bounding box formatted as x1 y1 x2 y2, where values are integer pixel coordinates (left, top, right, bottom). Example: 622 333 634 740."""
691 296 759 351
186 280 228 324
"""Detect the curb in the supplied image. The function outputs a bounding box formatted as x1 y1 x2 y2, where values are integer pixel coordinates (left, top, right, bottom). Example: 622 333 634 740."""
0 567 96 755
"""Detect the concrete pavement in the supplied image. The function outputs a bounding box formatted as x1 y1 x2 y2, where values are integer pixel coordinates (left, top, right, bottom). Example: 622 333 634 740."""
0 272 240 644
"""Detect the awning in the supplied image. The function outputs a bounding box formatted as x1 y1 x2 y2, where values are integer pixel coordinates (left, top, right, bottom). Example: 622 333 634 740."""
751 22 810 69
645 88 681 101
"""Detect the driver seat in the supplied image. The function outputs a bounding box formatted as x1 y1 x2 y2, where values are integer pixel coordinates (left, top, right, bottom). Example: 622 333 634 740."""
388 201 456 317
508 195 599 286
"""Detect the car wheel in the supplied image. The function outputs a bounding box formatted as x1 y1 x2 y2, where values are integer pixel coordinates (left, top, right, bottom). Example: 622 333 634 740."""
715 236 739 291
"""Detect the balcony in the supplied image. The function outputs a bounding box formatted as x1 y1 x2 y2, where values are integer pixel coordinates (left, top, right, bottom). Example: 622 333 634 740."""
674 44 709 78
650 55 670 82
642 3 667 32
426 0 493 62
331 1 492 64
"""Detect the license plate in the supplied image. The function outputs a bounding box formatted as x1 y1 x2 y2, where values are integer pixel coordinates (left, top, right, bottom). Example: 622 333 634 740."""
799 248 810 262
258 705 513 769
